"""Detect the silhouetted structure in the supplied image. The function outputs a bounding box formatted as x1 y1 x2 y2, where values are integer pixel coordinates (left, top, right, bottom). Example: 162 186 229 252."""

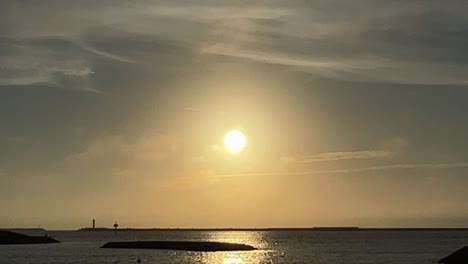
312 227 359 231
78 227 110 231
93 219 95 229
0 230 60 244
101 241 257 252
5 228 47 236
113 221 118 235
439 246 468 264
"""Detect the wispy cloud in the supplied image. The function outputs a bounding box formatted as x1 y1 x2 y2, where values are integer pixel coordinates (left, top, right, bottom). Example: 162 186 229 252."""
65 133 180 166
0 37 101 92
201 44 340 69
303 150 395 162
199 3 468 86
183 107 232 115
0 65 97 92
202 43 468 86
79 43 135 64
220 163 468 178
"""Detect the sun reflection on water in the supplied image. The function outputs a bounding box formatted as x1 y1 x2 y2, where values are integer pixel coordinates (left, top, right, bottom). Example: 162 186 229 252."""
193 231 273 264
206 230 268 248
223 254 245 264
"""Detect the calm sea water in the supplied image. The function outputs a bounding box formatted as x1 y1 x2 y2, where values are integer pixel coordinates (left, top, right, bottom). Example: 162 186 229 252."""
0 230 467 263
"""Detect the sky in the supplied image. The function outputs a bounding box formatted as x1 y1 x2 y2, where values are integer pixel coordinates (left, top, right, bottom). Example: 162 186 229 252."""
1 0 468 230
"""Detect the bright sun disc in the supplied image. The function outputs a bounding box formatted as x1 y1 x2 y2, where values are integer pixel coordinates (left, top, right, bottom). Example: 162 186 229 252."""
224 130 247 154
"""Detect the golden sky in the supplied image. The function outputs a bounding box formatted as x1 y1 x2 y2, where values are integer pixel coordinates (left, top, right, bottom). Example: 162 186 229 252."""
1 0 468 229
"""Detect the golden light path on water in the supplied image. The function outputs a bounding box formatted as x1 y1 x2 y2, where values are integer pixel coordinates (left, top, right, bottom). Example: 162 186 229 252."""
195 231 273 264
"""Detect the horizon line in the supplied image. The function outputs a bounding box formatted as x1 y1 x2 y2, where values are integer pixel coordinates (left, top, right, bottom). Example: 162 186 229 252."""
6 226 468 232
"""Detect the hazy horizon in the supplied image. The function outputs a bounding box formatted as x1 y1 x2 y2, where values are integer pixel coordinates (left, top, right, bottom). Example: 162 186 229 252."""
2 0 468 230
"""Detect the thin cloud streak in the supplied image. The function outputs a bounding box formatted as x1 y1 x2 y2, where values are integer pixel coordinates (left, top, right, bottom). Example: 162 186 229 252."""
79 43 135 64
303 150 394 162
183 107 233 115
201 44 344 71
219 163 468 178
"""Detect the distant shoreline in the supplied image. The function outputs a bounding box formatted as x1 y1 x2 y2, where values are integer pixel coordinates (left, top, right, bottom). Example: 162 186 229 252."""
75 227 468 232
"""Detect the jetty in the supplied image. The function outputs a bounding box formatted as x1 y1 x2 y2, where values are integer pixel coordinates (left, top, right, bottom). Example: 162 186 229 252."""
439 246 468 264
102 241 256 252
0 230 60 245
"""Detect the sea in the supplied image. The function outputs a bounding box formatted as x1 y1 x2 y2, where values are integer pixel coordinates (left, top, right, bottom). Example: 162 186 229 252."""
1 230 467 263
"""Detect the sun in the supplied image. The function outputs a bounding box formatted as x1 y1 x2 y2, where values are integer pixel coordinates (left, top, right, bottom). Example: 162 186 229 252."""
224 130 247 154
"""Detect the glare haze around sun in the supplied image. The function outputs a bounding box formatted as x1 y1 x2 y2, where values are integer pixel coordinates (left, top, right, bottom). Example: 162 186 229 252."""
224 130 247 154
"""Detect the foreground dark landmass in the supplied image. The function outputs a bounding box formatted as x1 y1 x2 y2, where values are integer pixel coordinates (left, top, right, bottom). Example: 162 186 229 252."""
439 246 468 264
0 230 60 245
102 241 257 251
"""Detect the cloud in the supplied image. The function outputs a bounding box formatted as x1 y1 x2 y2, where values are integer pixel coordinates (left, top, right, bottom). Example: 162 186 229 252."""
65 133 181 167
0 37 100 92
79 43 135 64
220 163 468 178
59 132 226 192
303 150 395 162
3 0 468 90
183 107 232 116
199 2 468 85
134 134 181 163
288 138 408 164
